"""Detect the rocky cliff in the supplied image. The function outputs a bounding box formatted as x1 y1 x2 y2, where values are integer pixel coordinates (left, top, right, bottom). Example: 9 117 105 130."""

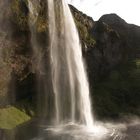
85 14 140 119
0 0 140 120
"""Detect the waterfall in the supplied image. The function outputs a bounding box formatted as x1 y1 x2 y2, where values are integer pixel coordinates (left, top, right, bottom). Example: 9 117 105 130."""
28 0 94 128
48 0 94 127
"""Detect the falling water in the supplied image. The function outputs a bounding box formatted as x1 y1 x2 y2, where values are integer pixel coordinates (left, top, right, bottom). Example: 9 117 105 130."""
48 0 94 127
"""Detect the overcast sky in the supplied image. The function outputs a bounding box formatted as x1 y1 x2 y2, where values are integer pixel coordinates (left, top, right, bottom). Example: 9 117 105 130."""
68 0 140 26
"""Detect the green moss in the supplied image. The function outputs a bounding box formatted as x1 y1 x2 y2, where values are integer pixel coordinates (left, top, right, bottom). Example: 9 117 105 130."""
15 98 36 117
11 0 28 30
36 17 48 33
0 106 31 129
11 0 48 33
135 59 140 68
74 19 96 46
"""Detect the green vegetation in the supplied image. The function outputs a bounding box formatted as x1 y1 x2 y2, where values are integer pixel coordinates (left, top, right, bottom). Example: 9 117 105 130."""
135 59 140 68
36 17 48 32
75 19 96 46
11 0 28 30
11 0 48 32
0 106 31 129
93 59 140 120
15 98 36 117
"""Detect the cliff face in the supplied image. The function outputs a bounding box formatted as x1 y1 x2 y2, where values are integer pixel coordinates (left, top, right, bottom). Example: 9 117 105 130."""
85 14 140 119
69 5 96 50
0 1 140 119
0 0 37 109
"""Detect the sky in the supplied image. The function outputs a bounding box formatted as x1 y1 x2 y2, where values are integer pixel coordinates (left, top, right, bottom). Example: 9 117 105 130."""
68 0 140 26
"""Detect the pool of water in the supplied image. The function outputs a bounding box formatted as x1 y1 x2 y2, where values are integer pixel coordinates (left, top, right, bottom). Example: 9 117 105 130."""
1 120 140 140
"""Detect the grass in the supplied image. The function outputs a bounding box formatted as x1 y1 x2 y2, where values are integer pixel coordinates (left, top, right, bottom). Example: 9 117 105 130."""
0 106 31 129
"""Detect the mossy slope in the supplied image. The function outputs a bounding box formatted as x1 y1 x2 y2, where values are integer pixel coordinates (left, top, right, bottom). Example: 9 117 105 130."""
0 106 30 129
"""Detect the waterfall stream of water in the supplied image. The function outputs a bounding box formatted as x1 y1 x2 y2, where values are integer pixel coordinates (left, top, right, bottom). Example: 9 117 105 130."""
48 0 94 127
